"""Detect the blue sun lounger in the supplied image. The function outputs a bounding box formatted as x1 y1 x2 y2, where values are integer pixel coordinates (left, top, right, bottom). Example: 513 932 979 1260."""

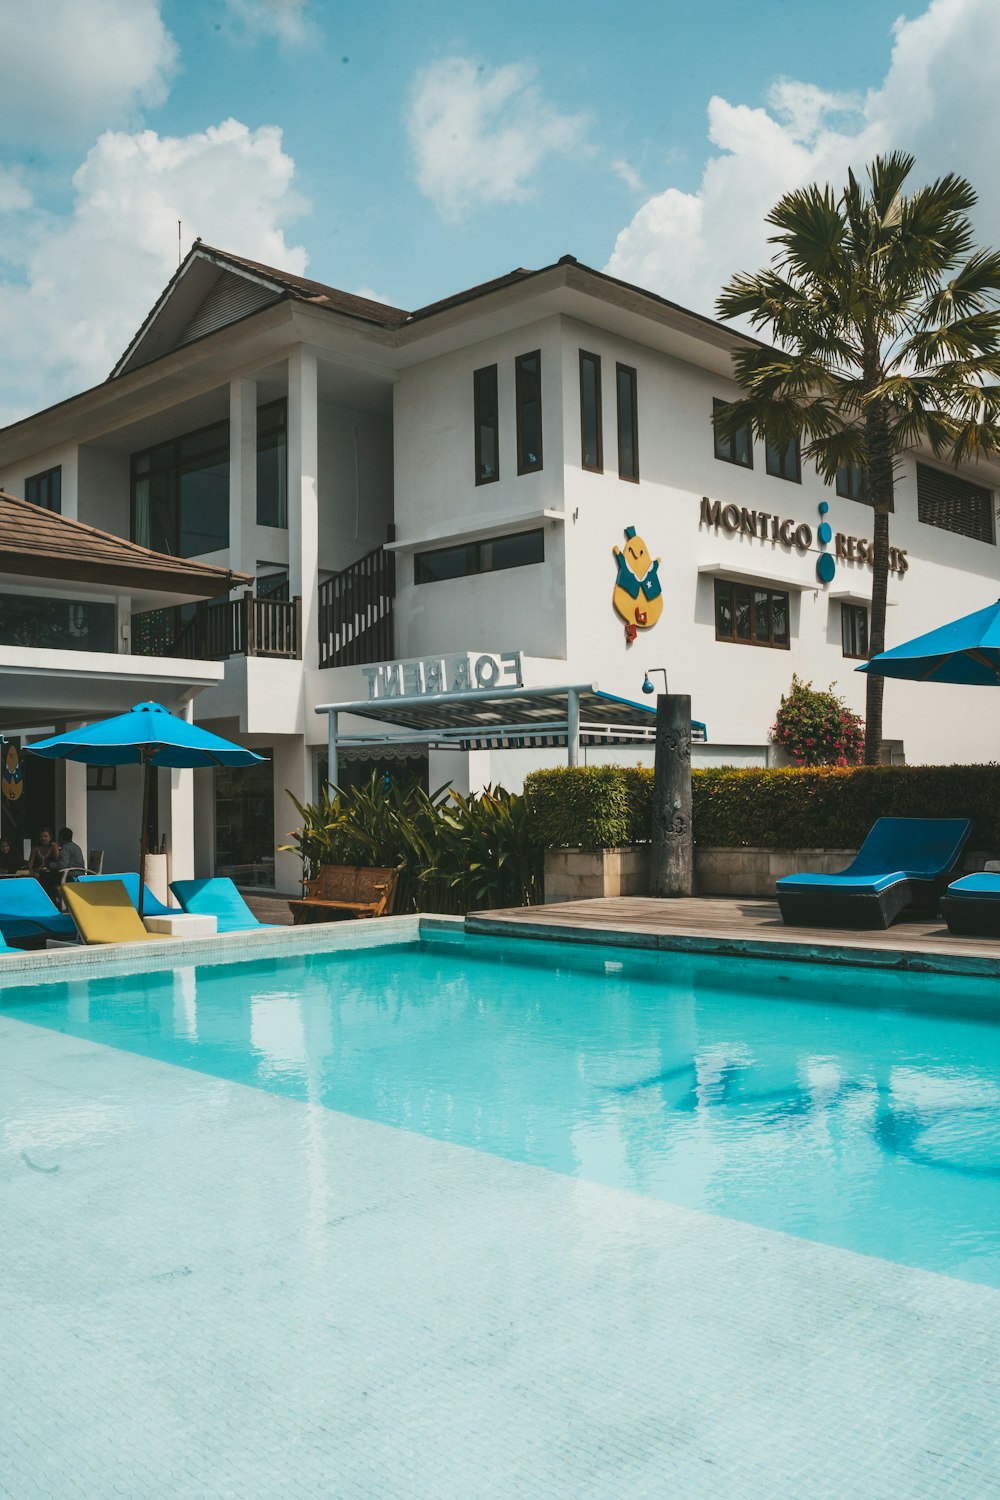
77 872 174 917
0 877 77 944
941 874 1000 937
776 817 971 929
170 877 278 934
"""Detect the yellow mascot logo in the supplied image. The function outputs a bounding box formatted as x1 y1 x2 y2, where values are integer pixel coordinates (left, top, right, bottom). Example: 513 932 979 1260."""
612 526 662 643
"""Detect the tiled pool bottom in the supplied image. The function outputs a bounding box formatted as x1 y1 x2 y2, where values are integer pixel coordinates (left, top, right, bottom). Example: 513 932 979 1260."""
3 1018 1000 1500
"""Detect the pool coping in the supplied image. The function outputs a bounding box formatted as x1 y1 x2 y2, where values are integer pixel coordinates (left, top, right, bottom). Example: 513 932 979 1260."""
463 910 1000 978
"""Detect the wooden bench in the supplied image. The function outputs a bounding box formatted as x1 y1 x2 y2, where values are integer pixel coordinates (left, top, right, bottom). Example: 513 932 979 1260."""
287 865 399 923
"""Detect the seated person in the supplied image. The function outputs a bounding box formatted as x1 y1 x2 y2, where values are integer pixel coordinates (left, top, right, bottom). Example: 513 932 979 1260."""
29 827 61 901
0 836 22 874
56 826 86 880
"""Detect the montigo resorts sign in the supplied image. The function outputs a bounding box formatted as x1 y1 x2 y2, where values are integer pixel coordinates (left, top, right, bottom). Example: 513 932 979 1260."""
699 496 908 576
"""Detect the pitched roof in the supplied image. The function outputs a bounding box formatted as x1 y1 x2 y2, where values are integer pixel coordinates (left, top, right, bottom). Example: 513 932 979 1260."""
0 491 250 599
194 244 410 327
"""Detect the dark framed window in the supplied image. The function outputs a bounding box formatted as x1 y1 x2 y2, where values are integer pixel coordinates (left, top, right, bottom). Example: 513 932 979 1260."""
515 352 543 474
917 461 995 544
257 400 287 528
713 399 752 469
415 528 544 585
714 578 789 648
841 602 869 659
131 418 230 557
474 365 499 484
616 363 639 482
836 464 864 501
579 351 603 472
0 591 114 653
24 466 61 512
765 437 801 483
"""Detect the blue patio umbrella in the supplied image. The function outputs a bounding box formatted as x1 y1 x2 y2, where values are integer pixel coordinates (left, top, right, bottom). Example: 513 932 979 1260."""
28 702 264 917
856 599 1000 685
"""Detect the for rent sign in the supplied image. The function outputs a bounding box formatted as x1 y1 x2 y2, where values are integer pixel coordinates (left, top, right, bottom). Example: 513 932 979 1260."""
362 651 523 700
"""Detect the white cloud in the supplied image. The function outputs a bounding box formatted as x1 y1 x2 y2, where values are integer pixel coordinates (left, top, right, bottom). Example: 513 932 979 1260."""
225 0 314 45
0 0 177 149
0 168 32 216
408 57 588 220
0 121 308 424
606 0 1000 319
611 158 644 192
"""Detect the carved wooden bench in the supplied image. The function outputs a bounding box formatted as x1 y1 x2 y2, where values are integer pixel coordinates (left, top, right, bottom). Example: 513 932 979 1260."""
287 865 399 923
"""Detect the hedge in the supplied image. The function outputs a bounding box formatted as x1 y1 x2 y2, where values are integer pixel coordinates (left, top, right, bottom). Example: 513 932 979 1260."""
524 764 1000 851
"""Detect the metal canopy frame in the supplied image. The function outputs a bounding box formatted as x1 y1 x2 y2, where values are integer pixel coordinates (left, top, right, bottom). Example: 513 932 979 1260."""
315 683 706 786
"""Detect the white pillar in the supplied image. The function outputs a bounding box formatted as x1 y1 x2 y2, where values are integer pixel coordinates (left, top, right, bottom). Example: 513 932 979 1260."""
229 378 258 578
287 347 319 668
193 769 215 879
64 757 88 862
165 701 196 895
272 737 312 895
61 449 80 521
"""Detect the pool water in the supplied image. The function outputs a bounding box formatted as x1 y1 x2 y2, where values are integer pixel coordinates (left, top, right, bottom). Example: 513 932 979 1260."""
5 932 1000 1287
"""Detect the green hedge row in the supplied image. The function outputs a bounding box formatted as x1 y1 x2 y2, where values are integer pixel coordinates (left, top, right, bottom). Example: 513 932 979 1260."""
524 764 1000 851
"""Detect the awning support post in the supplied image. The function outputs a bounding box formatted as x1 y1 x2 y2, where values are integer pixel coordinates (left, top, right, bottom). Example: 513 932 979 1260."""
327 710 339 792
567 689 580 767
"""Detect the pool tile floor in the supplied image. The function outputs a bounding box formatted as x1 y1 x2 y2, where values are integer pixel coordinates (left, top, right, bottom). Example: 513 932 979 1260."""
3 1012 1000 1498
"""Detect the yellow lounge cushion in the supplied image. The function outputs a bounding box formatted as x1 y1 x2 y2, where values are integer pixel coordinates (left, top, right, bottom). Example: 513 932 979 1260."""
63 879 171 945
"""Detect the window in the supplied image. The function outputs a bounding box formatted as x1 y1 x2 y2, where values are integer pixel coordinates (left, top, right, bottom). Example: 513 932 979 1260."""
579 351 603 472
131 418 230 557
24 466 61 512
713 399 752 469
0 592 114 653
515 352 543 473
714 578 789 648
917 461 995 544
836 464 864 501
257 400 287 528
473 365 499 484
415 528 544 585
841 602 869 659
765 437 801 483
616 363 639 482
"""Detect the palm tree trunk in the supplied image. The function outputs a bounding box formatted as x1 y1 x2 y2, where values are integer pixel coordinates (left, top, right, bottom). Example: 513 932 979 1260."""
863 407 894 765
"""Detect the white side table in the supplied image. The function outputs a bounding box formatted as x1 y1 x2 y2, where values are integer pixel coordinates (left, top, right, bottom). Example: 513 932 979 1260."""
143 913 217 937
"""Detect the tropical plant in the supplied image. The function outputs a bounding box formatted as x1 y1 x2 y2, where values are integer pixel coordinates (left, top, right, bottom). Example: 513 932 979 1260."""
282 772 542 914
771 675 864 767
715 152 1000 762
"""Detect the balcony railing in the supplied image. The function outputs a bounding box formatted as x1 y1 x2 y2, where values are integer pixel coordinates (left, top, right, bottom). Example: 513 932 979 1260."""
132 590 301 661
318 545 395 669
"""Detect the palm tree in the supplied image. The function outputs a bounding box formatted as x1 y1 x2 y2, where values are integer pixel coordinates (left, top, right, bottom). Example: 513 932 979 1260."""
715 152 1000 762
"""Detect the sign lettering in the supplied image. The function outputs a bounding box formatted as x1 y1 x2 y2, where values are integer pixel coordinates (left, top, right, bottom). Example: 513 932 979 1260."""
362 651 523 700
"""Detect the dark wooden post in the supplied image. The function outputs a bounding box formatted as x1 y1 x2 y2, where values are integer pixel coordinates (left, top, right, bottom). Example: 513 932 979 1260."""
242 588 256 658
649 694 693 897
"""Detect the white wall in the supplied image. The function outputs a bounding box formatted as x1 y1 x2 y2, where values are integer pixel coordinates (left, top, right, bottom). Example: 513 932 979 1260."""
78 446 130 535
317 402 393 574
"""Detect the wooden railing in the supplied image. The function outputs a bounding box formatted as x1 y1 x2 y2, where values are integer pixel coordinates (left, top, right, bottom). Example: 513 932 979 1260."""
318 545 395 669
132 591 301 661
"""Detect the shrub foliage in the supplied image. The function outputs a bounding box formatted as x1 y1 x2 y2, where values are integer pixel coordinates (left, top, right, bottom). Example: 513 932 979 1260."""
772 675 864 766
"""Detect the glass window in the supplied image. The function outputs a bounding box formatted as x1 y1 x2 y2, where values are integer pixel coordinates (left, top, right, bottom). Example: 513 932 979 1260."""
515 352 543 474
765 437 801 483
131 417 230 557
474 366 499 484
616 363 639 482
257 400 287 528
579 351 603 472
917 461 995 544
713 578 790 648
713 399 753 469
0 592 115 652
213 749 275 889
24 466 61 512
836 464 864 501
842 602 869 658
415 528 544 585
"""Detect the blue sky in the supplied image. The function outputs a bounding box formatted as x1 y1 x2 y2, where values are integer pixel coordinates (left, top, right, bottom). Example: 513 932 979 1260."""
0 0 996 423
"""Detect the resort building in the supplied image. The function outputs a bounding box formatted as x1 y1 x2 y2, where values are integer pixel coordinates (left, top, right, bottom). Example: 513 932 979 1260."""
1 244 998 891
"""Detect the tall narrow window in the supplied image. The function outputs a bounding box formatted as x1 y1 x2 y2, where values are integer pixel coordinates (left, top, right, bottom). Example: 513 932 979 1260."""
257 400 288 527
515 351 543 474
713 398 752 468
579 351 603 472
474 365 499 484
841 602 869 659
616 363 639 482
836 464 864 500
24 466 62 512
765 437 801 483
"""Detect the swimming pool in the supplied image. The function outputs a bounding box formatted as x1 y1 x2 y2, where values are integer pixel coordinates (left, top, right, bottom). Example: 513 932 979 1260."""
4 928 1000 1288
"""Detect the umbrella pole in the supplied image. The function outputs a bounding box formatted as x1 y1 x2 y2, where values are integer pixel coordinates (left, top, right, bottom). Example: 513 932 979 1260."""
138 754 152 922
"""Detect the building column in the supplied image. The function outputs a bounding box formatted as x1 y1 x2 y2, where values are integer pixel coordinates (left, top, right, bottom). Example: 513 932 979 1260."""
164 700 196 896
63 755 88 863
61 450 80 521
287 347 319 668
272 737 312 895
229 377 258 579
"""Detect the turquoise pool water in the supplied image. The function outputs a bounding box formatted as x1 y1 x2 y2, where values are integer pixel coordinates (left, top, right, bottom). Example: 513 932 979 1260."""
5 932 1000 1286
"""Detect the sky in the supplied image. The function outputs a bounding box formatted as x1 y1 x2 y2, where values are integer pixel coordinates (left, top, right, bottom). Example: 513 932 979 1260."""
2 0 1000 426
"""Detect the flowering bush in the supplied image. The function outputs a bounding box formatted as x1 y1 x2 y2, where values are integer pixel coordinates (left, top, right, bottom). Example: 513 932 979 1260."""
772 676 864 767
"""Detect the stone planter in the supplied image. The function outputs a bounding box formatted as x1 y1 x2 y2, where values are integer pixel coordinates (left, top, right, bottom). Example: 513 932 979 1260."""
543 847 650 903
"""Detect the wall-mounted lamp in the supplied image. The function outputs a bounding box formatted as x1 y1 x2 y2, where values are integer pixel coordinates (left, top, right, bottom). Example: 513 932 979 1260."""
642 667 668 696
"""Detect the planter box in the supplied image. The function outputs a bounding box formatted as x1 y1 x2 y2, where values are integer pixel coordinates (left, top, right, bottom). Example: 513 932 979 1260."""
544 847 650 903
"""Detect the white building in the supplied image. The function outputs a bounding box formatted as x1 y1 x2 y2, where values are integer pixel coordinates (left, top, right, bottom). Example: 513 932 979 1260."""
1 244 997 892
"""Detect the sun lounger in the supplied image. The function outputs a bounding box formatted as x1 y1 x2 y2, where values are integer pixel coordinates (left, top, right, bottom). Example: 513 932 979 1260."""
776 817 971 929
63 880 171 945
940 874 1000 937
77 872 174 917
0 876 77 944
170 877 277 934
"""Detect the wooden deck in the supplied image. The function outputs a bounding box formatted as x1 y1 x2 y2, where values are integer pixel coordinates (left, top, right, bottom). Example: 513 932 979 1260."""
466 896 1000 977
